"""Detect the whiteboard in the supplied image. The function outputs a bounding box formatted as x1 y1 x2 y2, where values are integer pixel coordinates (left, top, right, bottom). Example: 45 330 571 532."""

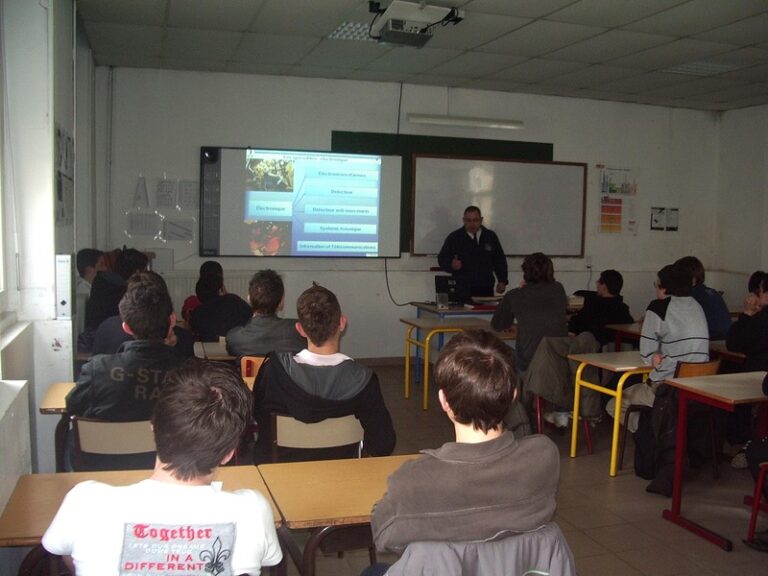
412 156 586 257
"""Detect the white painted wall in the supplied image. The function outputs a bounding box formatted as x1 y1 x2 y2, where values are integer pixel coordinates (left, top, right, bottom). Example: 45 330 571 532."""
93 67 749 357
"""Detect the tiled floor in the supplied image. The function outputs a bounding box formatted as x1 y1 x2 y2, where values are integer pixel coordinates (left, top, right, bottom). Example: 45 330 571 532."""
278 363 767 576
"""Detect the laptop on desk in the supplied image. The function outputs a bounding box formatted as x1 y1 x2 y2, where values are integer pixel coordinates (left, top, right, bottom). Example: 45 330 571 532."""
435 275 472 306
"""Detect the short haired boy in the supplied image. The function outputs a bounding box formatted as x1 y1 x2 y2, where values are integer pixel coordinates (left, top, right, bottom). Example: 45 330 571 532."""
44 362 282 575
226 269 306 357
568 269 634 346
85 247 149 331
67 274 186 423
190 274 251 342
675 256 731 339
371 330 559 554
252 284 395 463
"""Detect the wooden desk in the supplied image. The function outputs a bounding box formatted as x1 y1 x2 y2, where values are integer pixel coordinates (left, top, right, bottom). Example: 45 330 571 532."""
662 371 768 551
568 351 653 477
708 340 746 365
0 466 280 548
401 317 515 410
39 382 75 473
258 455 416 576
193 340 236 361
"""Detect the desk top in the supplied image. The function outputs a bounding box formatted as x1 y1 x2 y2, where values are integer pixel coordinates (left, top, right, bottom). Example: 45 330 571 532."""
411 302 497 316
258 455 417 529
193 340 236 361
400 317 516 340
708 340 747 363
605 322 642 336
0 466 279 547
39 382 75 414
568 350 649 372
665 371 768 406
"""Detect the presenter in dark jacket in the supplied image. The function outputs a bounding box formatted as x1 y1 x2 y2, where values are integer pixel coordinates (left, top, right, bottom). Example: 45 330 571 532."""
438 206 508 297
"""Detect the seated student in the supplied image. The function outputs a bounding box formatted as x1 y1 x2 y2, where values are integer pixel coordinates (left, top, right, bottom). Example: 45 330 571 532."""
91 271 194 357
226 269 306 357
189 274 251 342
726 271 768 463
370 330 559 563
82 247 149 352
181 260 223 324
744 374 768 553
252 283 396 464
67 273 186 421
568 268 634 347
675 256 731 340
491 252 567 374
76 248 106 296
43 361 282 575
607 263 709 495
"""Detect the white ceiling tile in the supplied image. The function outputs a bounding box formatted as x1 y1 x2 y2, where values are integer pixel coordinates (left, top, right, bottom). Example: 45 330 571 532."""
348 69 412 83
540 65 640 87
546 30 675 63
546 0 689 28
718 62 768 82
704 47 768 67
77 0 167 26
365 47 462 74
609 39 738 70
405 74 469 87
163 28 242 61
623 0 768 37
479 20 606 57
427 13 531 50
288 64 354 80
82 22 163 62
249 0 361 36
691 81 768 101
428 52 526 77
168 0 264 31
718 94 768 109
492 59 589 82
637 76 745 98
693 12 768 45
600 71 695 92
234 34 320 65
463 0 577 19
300 39 390 69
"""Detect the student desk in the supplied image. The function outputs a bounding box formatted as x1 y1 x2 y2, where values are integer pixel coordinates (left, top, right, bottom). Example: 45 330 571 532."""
567 351 653 477
606 324 747 365
662 371 768 551
0 467 281 572
258 455 417 576
400 317 515 410
193 340 236 361
39 382 76 473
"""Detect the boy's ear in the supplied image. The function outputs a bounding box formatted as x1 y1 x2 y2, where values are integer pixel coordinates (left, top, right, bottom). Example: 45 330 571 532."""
122 322 135 336
339 314 348 333
295 322 308 338
220 449 236 466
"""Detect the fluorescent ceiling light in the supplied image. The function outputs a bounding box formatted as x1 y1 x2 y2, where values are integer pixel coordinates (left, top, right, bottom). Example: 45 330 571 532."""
407 113 524 130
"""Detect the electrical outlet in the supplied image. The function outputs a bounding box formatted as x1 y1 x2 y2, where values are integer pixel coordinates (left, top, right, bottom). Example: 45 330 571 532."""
585 256 592 269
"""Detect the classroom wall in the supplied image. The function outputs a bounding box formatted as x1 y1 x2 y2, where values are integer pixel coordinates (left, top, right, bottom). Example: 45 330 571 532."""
91 67 757 357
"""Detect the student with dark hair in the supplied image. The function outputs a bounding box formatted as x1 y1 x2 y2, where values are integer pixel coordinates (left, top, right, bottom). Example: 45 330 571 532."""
568 269 634 346
76 249 105 285
252 284 395 463
91 271 194 357
44 362 282 575
67 274 186 422
370 330 559 560
748 270 765 295
438 205 508 296
674 256 731 339
226 269 306 357
182 260 224 323
491 252 568 373
84 247 149 333
607 263 709 495
189 273 251 342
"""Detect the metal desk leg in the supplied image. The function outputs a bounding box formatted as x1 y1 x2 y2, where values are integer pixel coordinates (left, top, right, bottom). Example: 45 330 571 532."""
662 390 733 551
570 362 586 459
54 413 70 472
404 325 414 399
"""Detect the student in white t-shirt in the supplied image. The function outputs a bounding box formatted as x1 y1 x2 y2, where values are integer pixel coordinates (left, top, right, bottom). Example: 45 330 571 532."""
43 362 282 576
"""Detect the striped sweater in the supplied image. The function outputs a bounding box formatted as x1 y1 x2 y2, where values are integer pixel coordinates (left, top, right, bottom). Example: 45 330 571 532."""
640 296 709 382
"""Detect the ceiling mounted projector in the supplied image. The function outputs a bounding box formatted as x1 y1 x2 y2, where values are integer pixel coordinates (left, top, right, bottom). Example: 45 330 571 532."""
370 1 464 48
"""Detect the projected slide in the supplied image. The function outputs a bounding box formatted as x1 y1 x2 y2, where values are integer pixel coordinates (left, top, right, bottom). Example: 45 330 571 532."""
201 147 401 258
242 151 380 257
